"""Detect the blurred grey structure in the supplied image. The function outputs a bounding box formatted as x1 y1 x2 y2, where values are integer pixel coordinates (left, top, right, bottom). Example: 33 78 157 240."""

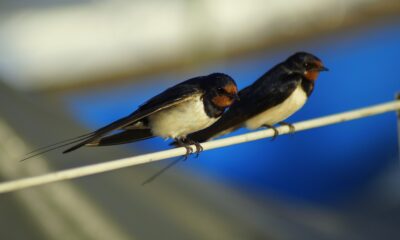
0 1 400 240
0 0 399 91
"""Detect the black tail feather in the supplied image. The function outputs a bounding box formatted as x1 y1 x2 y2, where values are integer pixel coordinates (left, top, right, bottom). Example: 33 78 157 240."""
62 139 94 154
63 129 154 153
25 132 94 155
94 129 153 146
62 115 143 154
22 107 156 158
20 134 95 162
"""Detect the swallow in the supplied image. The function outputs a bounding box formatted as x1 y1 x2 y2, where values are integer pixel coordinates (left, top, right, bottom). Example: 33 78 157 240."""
182 52 328 143
22 73 238 161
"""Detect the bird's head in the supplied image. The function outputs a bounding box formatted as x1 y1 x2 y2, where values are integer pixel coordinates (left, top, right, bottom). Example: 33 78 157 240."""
205 73 239 108
285 52 328 81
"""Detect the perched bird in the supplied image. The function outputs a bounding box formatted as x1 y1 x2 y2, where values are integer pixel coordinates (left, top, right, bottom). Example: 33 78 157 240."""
182 52 328 143
23 73 238 160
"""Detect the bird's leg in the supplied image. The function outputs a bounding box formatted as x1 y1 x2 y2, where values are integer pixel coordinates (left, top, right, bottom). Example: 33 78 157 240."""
261 124 279 140
186 139 203 158
278 121 295 134
175 138 193 160
194 142 204 158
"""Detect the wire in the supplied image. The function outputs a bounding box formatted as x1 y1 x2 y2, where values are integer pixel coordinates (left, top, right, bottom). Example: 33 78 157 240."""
0 100 399 194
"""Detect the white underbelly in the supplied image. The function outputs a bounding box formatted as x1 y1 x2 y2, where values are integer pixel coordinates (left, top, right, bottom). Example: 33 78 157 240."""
148 95 219 139
244 86 307 129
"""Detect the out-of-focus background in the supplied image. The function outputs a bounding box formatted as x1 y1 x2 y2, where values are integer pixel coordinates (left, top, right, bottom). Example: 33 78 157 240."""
0 0 400 239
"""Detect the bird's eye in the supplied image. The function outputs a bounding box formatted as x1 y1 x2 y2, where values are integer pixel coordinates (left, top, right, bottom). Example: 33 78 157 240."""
304 63 310 68
217 87 225 93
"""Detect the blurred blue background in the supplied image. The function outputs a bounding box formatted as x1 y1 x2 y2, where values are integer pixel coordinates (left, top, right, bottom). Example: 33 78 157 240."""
65 19 400 205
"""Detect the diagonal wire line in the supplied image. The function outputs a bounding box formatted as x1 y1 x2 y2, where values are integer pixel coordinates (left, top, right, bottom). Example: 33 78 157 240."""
0 100 399 194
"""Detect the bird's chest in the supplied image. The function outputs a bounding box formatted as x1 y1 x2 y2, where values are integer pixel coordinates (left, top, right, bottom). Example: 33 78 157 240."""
148 96 218 139
245 86 308 129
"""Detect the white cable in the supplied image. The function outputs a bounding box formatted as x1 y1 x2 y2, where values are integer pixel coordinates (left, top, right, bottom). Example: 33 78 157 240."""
0 100 399 194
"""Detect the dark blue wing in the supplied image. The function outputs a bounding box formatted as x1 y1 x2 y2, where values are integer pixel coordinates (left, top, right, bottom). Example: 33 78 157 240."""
62 83 203 153
186 73 301 142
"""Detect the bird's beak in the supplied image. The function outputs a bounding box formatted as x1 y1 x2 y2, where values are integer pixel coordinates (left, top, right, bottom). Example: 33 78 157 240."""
232 93 240 101
318 66 329 72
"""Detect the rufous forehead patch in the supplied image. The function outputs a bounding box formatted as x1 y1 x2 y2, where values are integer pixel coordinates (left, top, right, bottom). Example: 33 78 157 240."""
313 60 323 68
224 83 238 95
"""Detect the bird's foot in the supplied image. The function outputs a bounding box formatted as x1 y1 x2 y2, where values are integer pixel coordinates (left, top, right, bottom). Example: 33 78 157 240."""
187 139 203 158
278 121 295 134
175 138 194 160
182 145 193 160
262 124 279 140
